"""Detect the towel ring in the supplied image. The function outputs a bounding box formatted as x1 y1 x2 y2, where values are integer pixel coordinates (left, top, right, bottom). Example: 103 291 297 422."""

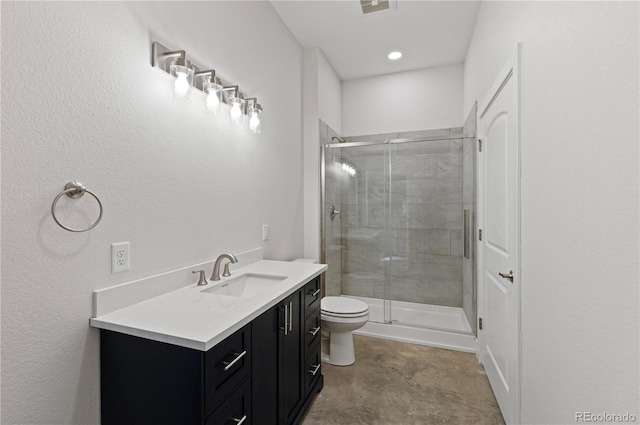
51 182 103 232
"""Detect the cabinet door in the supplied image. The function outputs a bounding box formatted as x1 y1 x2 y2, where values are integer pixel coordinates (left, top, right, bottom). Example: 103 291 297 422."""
251 289 305 425
281 290 304 425
251 305 281 425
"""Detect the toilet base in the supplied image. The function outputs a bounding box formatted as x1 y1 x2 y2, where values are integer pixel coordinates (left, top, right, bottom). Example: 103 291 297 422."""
325 330 356 366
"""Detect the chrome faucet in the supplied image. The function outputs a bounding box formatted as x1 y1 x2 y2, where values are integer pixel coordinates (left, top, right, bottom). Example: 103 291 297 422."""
210 253 238 281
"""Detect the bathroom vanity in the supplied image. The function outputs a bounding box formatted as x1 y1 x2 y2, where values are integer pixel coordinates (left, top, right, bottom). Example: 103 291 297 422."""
91 252 326 425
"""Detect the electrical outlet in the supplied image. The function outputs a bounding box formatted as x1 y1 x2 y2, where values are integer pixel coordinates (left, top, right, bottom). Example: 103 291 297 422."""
111 242 130 273
262 224 269 241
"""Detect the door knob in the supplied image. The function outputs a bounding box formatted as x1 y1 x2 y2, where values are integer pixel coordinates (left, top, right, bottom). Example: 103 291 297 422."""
498 270 514 282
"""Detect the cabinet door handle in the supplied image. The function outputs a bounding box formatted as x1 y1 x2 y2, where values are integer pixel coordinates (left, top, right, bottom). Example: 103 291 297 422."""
222 350 247 372
308 364 321 376
231 415 247 425
309 288 320 297
308 326 321 336
283 304 288 336
288 301 293 332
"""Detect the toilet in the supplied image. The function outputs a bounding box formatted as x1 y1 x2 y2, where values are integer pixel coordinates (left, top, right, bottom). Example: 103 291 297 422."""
291 259 370 366
321 296 369 366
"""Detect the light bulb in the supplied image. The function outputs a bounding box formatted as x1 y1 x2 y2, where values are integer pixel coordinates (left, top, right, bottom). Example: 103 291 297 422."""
174 72 190 97
249 112 260 131
206 91 219 111
230 102 242 122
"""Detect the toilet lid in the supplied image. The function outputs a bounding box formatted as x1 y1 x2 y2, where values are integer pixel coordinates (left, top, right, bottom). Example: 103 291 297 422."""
321 296 369 315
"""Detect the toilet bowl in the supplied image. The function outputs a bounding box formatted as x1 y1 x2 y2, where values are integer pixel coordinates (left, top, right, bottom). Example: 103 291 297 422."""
321 296 369 366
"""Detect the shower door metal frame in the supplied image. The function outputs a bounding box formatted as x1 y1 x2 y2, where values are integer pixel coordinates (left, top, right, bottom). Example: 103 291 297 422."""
320 133 476 327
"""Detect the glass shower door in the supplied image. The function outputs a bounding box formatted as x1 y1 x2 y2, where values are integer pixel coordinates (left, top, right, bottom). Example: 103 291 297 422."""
323 142 390 323
386 138 466 329
322 135 475 333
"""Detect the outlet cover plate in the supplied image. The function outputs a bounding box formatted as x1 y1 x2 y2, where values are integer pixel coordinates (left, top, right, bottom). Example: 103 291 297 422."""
111 242 130 273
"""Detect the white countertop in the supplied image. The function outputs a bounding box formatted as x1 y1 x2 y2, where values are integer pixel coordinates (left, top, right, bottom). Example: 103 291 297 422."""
90 259 327 351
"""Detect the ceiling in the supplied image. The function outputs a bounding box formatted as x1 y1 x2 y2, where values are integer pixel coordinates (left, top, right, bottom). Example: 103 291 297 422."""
270 0 481 81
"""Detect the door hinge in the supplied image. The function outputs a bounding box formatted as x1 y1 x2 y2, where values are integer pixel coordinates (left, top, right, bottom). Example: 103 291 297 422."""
478 139 483 152
479 317 483 330
479 229 483 241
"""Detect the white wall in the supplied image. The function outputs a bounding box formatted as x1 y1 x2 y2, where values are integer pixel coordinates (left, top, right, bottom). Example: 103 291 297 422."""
1 2 303 423
342 63 463 136
464 2 639 423
302 47 341 260
318 51 342 134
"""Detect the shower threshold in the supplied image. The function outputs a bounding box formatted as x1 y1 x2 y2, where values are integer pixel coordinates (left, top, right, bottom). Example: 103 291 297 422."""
344 295 477 353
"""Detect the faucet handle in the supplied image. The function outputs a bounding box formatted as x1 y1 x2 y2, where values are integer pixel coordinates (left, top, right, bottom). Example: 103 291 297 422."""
222 263 231 278
192 270 208 286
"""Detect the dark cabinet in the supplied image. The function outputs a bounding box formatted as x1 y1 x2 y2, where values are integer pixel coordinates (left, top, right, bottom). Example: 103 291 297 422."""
101 323 251 425
252 276 323 425
302 277 322 402
100 275 323 425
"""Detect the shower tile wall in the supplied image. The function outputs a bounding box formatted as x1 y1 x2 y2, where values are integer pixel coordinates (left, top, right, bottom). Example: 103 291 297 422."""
341 128 465 307
321 120 344 296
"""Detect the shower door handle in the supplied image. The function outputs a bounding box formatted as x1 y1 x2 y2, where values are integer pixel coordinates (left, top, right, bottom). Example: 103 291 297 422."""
463 209 470 259
330 205 341 221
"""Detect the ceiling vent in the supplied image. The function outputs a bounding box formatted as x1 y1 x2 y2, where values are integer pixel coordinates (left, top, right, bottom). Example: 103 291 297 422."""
360 0 396 15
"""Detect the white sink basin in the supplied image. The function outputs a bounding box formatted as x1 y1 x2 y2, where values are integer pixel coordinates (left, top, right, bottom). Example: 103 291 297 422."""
201 273 287 299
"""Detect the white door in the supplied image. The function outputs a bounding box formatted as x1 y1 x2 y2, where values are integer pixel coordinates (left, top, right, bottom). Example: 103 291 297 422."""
477 45 521 425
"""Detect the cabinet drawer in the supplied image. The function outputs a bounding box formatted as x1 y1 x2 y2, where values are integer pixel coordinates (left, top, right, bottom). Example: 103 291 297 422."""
304 345 322 395
303 277 321 317
205 324 252 415
205 377 252 425
304 312 321 352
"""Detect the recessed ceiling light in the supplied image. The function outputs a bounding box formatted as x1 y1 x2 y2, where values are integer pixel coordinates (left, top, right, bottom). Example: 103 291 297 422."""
388 51 402 60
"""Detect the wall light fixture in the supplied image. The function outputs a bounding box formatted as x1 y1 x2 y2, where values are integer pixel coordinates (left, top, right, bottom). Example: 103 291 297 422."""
245 98 263 134
151 41 263 133
222 86 245 126
194 69 222 114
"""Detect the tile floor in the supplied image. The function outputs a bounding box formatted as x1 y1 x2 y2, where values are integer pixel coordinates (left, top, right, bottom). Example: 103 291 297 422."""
302 335 504 425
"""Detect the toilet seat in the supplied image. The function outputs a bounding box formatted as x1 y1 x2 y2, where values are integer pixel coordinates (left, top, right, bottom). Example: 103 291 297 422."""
321 296 369 317
321 310 369 319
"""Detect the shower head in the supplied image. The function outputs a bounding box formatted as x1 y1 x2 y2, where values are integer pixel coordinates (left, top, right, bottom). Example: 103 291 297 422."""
331 136 346 143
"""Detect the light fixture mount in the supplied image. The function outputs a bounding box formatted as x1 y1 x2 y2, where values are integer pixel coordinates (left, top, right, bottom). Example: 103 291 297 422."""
152 42 184 73
151 41 264 133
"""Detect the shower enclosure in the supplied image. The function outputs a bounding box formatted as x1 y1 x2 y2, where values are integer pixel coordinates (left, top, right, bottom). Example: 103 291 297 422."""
321 120 477 348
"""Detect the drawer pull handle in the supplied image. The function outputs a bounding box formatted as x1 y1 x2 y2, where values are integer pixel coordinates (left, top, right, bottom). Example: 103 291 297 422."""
308 326 321 336
288 301 293 332
231 415 247 425
222 350 247 371
309 288 321 297
308 364 321 376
